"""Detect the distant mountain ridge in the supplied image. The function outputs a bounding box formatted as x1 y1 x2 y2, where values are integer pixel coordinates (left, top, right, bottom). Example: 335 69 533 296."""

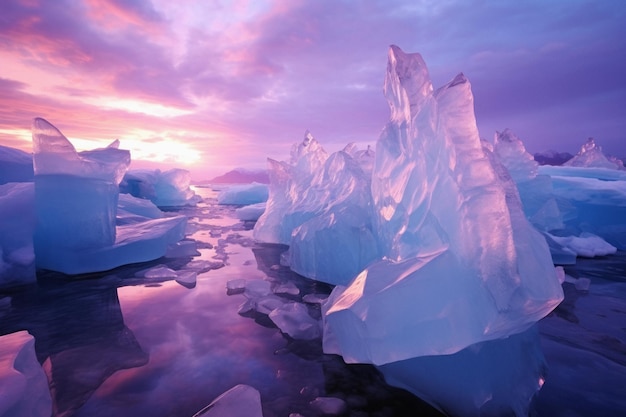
206 168 269 184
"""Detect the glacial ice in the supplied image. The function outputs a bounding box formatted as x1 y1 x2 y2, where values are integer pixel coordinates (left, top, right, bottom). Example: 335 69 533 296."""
217 183 269 206
31 118 188 275
0 183 35 288
120 168 201 207
193 384 263 417
0 331 51 417
323 45 563 366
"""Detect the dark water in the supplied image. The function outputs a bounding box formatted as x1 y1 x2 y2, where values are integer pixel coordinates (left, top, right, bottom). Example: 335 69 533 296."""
1 188 625 417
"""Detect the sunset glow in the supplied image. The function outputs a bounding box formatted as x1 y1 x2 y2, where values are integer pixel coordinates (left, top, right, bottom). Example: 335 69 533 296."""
1 0 624 179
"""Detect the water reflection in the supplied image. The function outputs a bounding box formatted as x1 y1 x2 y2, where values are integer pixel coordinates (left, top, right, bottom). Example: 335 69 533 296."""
1 281 148 417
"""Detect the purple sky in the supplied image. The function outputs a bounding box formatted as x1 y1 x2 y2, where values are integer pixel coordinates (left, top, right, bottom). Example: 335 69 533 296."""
1 0 625 179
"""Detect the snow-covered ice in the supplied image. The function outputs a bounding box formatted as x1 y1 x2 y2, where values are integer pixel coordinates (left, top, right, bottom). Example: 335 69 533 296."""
0 331 52 417
217 183 269 206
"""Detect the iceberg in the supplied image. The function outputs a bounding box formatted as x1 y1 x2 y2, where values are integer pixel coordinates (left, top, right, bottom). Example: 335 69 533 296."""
0 331 52 417
317 46 564 414
217 183 269 205
0 183 35 288
120 168 201 207
324 45 562 364
31 118 187 275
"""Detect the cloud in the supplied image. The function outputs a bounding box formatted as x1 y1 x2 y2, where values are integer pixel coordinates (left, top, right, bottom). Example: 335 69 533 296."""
1 0 625 177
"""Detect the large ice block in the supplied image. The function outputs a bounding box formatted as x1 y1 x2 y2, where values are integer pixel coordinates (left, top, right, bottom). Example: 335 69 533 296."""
33 118 130 253
31 118 187 275
0 331 52 417
323 46 563 365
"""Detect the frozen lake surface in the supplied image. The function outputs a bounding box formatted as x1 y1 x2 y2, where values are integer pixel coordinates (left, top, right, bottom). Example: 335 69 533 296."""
1 187 625 417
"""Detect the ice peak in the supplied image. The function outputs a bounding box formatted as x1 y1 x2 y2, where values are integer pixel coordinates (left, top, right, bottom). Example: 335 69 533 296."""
384 45 433 122
32 117 77 157
565 137 619 169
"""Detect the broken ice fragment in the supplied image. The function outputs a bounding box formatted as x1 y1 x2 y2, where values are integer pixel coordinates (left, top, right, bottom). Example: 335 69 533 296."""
0 331 52 417
193 384 263 417
269 302 321 340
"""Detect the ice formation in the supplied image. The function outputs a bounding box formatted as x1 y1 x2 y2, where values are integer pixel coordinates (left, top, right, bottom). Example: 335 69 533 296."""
120 168 201 207
379 326 547 417
0 183 35 288
546 232 617 258
254 133 378 285
541 168 626 250
564 138 624 170
268 302 321 340
235 202 266 221
493 129 563 232
193 384 263 417
31 118 187 275
0 145 33 184
217 183 269 205
323 45 563 365
0 331 52 417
